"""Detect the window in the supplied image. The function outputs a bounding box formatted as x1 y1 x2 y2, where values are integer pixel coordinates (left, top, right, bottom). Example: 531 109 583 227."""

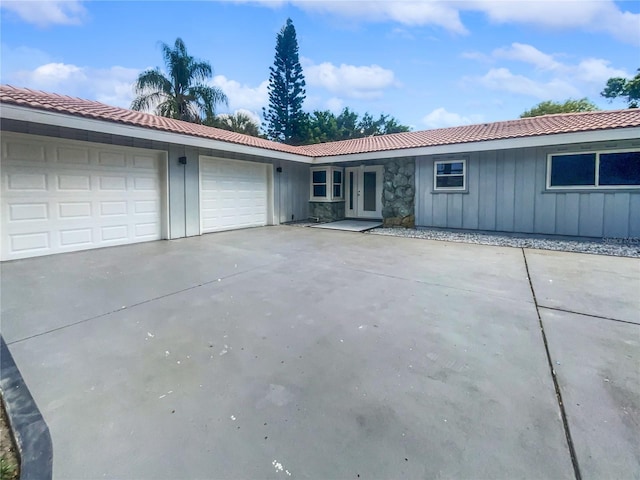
310 167 344 201
434 160 466 191
333 169 342 198
312 170 327 197
547 150 640 189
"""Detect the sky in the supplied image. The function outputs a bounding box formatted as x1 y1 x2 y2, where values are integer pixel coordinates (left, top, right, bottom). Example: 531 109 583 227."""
1 0 639 131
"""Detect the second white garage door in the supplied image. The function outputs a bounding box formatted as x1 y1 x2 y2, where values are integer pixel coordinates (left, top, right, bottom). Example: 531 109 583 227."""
199 157 269 233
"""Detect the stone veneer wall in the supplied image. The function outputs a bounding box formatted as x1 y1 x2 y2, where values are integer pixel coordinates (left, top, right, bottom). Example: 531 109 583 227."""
309 201 345 222
382 158 415 228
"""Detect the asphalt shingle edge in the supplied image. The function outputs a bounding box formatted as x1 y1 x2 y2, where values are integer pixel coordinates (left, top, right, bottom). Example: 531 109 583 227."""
0 336 52 480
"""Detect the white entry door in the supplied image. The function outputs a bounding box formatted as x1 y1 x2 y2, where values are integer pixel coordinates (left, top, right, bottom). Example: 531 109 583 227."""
344 166 384 219
199 156 269 233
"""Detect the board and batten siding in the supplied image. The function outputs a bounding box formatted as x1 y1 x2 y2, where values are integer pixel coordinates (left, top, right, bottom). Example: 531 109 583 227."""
415 140 640 238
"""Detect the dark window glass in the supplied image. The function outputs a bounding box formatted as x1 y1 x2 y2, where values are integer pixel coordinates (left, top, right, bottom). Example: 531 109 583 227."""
436 176 464 188
333 185 342 198
550 154 595 186
333 170 342 184
363 171 376 211
349 172 354 209
313 185 327 197
599 152 640 186
437 162 464 175
312 170 326 183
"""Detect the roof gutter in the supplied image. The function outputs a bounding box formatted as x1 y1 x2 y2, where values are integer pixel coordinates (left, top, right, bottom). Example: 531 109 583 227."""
0 104 314 164
312 126 640 163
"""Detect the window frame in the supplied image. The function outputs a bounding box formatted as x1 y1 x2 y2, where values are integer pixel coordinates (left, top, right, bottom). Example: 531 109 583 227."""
310 166 344 202
433 159 467 192
546 148 640 190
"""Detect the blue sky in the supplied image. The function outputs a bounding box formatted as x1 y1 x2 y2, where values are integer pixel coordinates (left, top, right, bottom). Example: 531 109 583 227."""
1 0 639 130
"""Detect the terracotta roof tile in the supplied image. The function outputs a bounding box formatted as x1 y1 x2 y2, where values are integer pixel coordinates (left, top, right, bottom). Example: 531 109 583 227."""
2 85 639 159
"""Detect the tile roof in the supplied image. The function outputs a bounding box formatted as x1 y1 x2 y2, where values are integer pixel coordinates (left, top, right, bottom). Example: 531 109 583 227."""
2 85 640 159
0 85 303 156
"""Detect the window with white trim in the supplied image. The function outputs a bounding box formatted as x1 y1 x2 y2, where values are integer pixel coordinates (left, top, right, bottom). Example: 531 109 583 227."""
547 150 640 189
310 166 344 201
434 160 466 191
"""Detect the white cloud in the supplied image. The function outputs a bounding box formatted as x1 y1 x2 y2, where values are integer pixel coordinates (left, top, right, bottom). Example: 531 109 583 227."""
232 0 639 45
422 108 483 129
211 75 268 114
493 43 562 71
470 0 640 46
10 62 139 107
465 43 630 101
475 67 581 100
325 97 344 112
574 58 628 85
460 51 492 63
304 60 397 99
1 0 87 27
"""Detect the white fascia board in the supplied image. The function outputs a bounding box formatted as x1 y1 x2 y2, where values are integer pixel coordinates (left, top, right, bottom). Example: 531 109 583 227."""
312 127 640 163
1 104 314 164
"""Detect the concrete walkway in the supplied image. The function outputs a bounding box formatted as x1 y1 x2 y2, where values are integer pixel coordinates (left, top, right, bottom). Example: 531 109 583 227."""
2 226 638 479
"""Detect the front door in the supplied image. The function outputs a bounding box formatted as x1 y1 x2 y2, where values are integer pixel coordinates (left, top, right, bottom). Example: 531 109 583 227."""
344 166 384 219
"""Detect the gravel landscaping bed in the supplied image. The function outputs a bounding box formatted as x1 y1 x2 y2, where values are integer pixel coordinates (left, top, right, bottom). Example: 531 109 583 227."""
283 221 639 257
367 227 640 258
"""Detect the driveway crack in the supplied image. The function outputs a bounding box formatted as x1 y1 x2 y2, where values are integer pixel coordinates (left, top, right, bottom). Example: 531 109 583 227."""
6 261 280 345
521 248 582 480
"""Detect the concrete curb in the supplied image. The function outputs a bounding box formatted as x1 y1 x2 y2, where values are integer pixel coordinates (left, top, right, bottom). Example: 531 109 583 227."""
0 336 52 480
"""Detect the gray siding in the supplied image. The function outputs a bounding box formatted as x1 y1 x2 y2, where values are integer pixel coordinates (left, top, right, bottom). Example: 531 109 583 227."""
272 160 310 223
416 140 640 238
1 119 310 239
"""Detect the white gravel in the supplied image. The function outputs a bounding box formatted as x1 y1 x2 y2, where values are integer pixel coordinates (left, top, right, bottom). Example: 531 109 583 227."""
367 227 640 258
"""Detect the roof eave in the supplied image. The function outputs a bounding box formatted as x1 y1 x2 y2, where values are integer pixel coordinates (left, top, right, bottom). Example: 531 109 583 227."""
311 127 640 163
0 103 315 164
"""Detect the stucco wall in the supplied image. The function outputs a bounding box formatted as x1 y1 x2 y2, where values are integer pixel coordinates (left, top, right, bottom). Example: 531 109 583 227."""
415 139 640 238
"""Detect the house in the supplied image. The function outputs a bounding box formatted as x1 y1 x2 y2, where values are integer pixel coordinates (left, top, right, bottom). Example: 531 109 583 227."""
1 85 639 261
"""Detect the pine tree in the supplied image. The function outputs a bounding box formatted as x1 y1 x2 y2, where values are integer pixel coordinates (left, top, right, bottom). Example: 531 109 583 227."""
263 18 306 144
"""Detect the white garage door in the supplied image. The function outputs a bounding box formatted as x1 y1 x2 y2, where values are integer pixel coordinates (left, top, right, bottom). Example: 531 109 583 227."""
1 133 165 261
200 157 269 233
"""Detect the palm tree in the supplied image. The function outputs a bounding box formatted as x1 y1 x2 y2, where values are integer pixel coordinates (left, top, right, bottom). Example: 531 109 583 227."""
131 38 227 123
212 111 261 137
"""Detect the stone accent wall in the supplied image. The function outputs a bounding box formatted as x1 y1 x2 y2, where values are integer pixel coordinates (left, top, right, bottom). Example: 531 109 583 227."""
309 201 345 222
382 158 415 228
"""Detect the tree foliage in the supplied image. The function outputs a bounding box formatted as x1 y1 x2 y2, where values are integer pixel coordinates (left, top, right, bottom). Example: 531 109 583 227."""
211 111 261 137
302 108 410 144
520 98 599 118
131 38 227 123
263 18 307 145
601 68 640 108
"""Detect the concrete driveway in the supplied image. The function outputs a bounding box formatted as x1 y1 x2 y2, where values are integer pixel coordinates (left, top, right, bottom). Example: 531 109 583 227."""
2 226 638 479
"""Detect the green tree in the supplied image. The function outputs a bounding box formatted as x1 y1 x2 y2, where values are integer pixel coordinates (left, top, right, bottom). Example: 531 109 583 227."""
263 18 307 144
131 38 227 123
212 112 261 137
520 98 599 118
301 108 410 144
601 68 640 108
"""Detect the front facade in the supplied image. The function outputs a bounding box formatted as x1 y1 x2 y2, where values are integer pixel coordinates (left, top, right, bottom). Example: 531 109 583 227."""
1 85 639 260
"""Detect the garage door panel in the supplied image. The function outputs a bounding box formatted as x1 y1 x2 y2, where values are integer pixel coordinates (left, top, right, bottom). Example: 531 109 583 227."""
200 157 268 234
1 135 164 260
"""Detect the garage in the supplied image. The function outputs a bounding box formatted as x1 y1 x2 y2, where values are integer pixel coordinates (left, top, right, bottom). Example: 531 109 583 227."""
1 133 167 261
199 156 270 233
